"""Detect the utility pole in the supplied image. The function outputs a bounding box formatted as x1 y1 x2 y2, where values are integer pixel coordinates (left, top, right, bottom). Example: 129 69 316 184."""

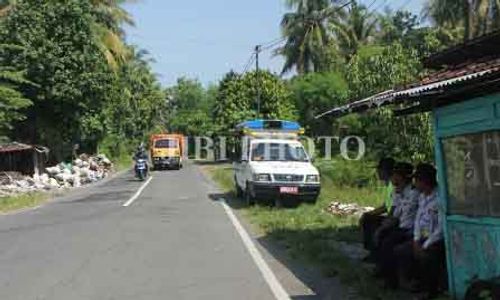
255 45 261 116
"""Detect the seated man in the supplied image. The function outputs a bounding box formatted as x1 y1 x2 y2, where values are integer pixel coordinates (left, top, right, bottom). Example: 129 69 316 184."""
391 164 445 298
360 157 395 259
375 162 419 278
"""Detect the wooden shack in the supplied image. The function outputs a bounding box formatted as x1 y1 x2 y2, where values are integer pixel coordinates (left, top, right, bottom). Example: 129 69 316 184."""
0 142 49 176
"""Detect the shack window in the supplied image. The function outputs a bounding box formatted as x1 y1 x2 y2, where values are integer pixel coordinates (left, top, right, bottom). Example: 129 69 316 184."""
442 131 500 217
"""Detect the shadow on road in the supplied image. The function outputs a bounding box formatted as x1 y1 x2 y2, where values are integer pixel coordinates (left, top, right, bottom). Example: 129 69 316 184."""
207 192 250 210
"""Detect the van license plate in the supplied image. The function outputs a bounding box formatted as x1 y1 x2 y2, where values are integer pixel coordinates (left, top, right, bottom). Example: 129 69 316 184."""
280 187 298 194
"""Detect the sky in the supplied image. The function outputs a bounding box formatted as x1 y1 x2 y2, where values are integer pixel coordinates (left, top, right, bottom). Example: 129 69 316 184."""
124 0 425 87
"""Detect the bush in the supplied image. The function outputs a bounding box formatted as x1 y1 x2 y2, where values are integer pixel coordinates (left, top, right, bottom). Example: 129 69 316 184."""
98 135 135 170
315 157 378 188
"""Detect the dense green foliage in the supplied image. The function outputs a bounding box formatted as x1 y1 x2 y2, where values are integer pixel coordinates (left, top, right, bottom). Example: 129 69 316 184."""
0 44 32 138
92 48 166 159
288 72 349 136
0 0 112 158
346 44 434 161
166 78 216 136
0 0 164 161
213 70 296 135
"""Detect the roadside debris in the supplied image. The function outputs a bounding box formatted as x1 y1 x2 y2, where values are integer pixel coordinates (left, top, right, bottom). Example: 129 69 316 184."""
0 154 113 197
324 201 374 217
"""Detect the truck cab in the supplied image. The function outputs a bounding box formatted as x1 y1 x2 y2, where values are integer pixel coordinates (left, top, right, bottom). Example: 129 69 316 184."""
233 120 321 206
149 134 184 170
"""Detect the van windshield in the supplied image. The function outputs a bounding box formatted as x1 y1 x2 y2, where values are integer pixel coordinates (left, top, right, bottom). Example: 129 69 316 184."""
251 142 309 162
155 139 178 149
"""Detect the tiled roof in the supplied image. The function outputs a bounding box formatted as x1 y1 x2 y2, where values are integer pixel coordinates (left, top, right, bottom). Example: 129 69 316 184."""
418 57 500 86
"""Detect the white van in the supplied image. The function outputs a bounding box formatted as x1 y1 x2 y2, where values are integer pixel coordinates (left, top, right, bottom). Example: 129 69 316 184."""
233 120 321 207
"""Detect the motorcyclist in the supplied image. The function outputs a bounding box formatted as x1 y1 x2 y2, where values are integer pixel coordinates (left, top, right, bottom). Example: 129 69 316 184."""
134 143 148 161
133 143 149 179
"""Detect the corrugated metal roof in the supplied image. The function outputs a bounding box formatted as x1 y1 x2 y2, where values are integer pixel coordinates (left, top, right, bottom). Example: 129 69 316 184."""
316 57 500 119
0 142 33 153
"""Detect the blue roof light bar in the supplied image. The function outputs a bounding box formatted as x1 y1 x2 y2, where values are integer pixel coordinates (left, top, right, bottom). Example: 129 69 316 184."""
236 119 302 132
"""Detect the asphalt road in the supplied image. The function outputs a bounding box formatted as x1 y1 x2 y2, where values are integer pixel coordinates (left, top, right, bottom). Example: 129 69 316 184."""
0 164 284 300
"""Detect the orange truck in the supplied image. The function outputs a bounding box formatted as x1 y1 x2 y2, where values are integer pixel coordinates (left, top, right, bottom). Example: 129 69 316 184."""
149 134 185 170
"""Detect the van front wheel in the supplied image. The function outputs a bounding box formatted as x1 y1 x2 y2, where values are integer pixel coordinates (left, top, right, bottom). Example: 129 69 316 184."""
235 178 243 198
245 184 255 206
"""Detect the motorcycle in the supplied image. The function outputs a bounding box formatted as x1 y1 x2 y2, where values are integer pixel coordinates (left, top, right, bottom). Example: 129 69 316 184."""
135 158 148 181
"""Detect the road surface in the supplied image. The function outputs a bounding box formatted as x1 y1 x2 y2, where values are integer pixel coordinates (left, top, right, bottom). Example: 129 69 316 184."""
0 164 325 300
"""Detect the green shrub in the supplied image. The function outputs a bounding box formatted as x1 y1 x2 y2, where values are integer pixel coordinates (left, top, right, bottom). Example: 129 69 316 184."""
315 157 378 188
98 135 135 170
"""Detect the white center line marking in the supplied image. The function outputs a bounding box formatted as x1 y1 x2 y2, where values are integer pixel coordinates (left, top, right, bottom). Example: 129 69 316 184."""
123 176 153 207
220 198 290 300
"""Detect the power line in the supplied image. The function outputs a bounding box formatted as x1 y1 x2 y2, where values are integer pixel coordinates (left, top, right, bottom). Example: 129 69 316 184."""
365 0 379 11
240 38 283 74
364 0 386 18
258 0 355 54
261 37 286 48
337 0 356 11
240 0 355 74
261 38 286 52
242 53 255 74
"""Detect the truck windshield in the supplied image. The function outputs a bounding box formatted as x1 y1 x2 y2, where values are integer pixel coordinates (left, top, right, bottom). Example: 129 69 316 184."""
155 139 178 149
251 143 309 162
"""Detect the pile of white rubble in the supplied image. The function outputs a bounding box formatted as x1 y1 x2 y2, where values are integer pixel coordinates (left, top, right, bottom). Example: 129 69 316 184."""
0 154 113 197
324 201 375 217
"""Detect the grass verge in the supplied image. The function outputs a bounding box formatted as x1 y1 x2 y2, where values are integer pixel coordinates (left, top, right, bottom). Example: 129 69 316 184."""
112 153 133 172
202 161 407 300
0 192 49 214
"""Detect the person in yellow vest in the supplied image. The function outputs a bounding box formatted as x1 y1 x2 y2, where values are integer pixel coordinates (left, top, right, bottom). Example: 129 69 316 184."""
360 157 395 261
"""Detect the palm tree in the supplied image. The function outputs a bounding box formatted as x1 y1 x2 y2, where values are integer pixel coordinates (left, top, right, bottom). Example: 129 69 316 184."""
331 1 378 60
278 0 343 74
91 0 137 68
425 0 500 40
0 0 136 68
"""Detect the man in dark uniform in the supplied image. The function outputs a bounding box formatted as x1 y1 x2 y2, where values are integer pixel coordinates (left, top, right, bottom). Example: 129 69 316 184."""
376 162 418 280
388 164 445 299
